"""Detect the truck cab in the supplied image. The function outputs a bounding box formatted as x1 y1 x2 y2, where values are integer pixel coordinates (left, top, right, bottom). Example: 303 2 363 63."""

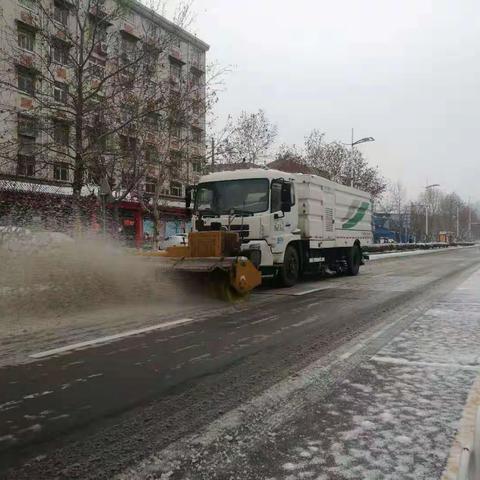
189 169 297 276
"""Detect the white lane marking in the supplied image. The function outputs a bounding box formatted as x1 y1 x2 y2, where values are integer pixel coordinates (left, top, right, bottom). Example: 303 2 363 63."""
291 316 319 328
251 315 279 326
293 287 330 296
338 343 366 361
189 353 211 363
29 318 194 359
173 344 202 354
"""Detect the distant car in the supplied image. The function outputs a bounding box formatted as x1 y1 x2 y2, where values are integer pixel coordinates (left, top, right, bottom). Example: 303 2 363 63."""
159 234 187 250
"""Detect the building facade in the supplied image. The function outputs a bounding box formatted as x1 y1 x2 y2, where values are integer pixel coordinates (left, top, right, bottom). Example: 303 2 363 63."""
0 0 209 246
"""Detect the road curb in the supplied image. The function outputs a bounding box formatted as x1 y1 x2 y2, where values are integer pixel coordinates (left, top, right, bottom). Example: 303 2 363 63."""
441 373 480 480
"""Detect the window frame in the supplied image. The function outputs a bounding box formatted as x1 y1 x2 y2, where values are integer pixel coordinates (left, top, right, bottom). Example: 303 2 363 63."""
17 68 35 96
17 154 36 177
53 120 70 146
169 181 182 197
170 61 182 81
53 161 69 181
52 40 69 65
18 26 35 52
145 176 156 194
53 1 69 26
53 80 68 103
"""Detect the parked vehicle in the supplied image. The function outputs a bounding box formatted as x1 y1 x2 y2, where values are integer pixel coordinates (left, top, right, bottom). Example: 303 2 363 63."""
159 234 187 250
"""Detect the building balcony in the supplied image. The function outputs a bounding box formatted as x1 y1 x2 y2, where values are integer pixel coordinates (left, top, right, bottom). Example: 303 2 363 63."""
17 10 38 29
170 47 184 63
190 58 205 73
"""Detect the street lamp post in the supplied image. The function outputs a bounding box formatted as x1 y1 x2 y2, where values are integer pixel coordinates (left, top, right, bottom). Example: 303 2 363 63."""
350 128 375 187
425 183 440 242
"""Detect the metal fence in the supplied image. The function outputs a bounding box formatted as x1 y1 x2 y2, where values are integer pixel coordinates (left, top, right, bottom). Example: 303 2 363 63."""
458 406 480 480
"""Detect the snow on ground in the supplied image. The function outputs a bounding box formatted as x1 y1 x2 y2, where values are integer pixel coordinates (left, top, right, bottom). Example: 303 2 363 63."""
272 270 480 480
369 245 477 261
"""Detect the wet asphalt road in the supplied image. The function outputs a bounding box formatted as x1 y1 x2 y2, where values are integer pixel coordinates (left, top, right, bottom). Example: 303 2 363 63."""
0 247 479 479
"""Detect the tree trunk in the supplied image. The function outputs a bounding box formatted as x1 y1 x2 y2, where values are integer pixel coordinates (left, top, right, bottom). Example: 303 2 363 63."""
152 202 160 250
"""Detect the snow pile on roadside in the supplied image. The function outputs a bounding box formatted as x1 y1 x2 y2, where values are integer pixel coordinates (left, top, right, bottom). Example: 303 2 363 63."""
275 271 480 480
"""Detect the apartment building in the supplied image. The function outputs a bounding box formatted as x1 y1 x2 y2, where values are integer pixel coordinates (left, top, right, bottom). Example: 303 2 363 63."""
0 0 209 246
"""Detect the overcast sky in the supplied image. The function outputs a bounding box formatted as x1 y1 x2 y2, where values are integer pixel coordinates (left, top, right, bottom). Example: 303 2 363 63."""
189 0 480 201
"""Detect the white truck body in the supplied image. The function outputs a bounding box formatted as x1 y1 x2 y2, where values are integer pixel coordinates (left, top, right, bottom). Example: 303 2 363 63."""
192 168 372 280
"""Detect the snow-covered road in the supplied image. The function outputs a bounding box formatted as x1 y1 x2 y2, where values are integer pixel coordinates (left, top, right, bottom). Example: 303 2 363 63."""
2 246 480 479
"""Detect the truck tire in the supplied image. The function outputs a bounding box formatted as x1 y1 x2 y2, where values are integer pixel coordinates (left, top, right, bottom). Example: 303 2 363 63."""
279 245 300 287
347 245 362 276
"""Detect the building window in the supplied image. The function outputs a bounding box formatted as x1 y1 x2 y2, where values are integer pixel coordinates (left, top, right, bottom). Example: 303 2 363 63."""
54 162 69 181
169 150 182 169
54 1 69 26
172 123 182 139
169 181 182 197
191 126 202 144
53 121 69 146
191 47 201 65
89 58 105 79
52 40 69 65
146 112 160 130
119 135 137 155
19 0 36 10
18 68 35 95
192 157 203 174
53 81 68 103
17 155 36 177
192 99 202 115
145 176 156 194
191 71 202 88
17 129 36 177
170 61 182 82
145 145 158 164
18 27 34 52
91 19 108 43
122 36 137 58
18 114 37 137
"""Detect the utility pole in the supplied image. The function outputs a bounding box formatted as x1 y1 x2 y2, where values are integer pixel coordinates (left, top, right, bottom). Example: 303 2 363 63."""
468 198 472 241
456 205 460 240
348 129 375 188
350 128 354 187
425 205 429 241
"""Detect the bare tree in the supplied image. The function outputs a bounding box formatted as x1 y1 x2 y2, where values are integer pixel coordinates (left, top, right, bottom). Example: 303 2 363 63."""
304 129 386 197
0 0 203 230
215 109 278 165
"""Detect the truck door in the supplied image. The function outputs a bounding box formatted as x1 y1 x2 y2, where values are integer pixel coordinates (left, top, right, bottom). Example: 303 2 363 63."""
270 179 297 251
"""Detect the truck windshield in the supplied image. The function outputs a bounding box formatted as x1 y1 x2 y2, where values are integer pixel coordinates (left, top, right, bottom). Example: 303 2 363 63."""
195 178 269 215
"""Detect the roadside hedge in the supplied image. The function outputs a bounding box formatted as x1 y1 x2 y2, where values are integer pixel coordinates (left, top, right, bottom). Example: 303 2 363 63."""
363 242 475 253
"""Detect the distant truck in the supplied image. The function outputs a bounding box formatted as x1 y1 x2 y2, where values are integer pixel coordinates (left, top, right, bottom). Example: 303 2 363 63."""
189 168 373 286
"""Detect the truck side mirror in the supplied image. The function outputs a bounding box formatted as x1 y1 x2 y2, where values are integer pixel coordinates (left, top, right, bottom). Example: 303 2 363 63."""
185 185 193 209
281 183 292 213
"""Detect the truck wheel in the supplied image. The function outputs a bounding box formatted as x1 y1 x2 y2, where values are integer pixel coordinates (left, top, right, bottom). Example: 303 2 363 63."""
347 245 361 276
279 245 300 287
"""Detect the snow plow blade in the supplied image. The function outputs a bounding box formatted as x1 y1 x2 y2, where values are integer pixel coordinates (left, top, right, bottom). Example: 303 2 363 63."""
170 256 262 299
138 231 262 300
